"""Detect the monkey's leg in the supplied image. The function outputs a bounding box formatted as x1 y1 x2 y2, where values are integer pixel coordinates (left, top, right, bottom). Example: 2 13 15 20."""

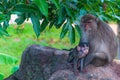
67 49 76 63
91 52 108 66
80 58 85 70
77 57 85 71
84 52 108 67
84 53 94 67
67 50 79 74
73 56 79 75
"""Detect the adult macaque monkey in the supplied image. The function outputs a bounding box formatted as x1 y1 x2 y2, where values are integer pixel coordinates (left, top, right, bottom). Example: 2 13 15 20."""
68 14 118 73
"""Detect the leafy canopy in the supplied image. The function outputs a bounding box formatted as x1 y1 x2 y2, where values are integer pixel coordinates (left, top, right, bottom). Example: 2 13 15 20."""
0 0 120 43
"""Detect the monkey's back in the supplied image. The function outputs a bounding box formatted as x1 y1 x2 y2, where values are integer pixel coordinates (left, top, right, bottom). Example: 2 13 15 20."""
89 21 118 63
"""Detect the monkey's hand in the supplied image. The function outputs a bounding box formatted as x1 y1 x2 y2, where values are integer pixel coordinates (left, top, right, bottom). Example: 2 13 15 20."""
67 43 89 63
77 43 89 58
67 43 89 73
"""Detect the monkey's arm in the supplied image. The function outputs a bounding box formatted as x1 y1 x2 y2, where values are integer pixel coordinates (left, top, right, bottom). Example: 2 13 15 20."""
77 43 89 71
80 25 89 43
77 57 85 71
67 43 89 73
67 43 89 62
83 53 94 67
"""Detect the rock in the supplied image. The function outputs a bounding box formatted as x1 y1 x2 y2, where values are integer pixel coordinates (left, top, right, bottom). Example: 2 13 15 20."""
5 44 120 80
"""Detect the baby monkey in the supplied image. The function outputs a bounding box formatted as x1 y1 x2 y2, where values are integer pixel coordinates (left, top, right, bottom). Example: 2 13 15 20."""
68 43 89 73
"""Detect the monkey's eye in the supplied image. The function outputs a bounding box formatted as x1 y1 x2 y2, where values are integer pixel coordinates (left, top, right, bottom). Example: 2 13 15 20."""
87 21 91 23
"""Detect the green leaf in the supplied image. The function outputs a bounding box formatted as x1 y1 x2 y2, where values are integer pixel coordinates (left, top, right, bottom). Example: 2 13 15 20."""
60 22 69 39
13 4 38 13
0 73 4 80
3 20 9 30
51 0 60 9
68 24 75 43
15 17 25 25
0 14 8 23
54 21 63 29
11 65 19 74
49 21 54 29
15 14 26 25
114 15 120 20
109 5 115 15
55 20 65 29
58 7 65 24
65 6 74 20
33 0 48 17
80 8 87 18
0 27 9 36
66 2 77 10
30 13 40 37
40 19 48 32
0 3 4 11
75 25 81 37
0 53 18 65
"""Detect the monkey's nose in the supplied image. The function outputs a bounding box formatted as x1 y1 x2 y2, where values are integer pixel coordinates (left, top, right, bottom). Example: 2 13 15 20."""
85 25 90 31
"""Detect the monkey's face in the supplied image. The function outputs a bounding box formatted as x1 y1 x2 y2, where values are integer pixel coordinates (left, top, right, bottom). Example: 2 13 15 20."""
81 19 97 32
80 14 98 33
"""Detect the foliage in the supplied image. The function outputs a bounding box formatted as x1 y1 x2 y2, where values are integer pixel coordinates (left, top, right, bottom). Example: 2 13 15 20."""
0 23 79 78
11 65 19 74
0 52 18 79
0 53 18 65
0 73 4 80
0 0 120 43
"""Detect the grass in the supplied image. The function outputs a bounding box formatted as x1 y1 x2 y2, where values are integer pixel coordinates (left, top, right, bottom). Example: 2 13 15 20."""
0 23 80 78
